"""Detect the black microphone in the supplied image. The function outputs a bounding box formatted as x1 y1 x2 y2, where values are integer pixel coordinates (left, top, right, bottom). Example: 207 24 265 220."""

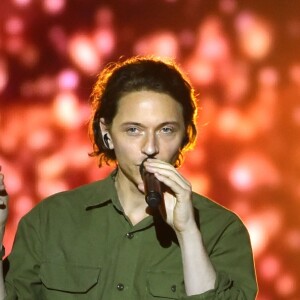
140 159 162 208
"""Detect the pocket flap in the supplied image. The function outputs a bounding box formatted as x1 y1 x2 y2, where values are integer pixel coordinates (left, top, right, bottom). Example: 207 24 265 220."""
147 271 183 299
40 262 101 293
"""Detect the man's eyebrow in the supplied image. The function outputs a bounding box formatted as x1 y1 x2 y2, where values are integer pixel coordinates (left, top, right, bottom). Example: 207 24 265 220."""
159 121 181 126
120 121 181 127
120 122 144 127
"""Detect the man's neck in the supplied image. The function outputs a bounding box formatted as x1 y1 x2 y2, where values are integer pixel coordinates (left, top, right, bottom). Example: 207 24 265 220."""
115 170 149 225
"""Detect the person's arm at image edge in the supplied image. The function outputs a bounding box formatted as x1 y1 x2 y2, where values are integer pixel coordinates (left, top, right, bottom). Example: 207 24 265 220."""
0 170 8 299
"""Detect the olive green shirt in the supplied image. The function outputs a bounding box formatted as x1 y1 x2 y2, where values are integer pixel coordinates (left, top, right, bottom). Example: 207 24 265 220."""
4 172 257 299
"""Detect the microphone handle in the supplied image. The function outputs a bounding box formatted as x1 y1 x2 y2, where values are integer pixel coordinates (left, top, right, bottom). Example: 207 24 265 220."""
143 172 162 208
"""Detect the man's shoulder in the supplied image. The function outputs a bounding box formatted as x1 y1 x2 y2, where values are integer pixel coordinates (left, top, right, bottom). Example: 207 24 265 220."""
25 174 114 218
192 192 244 226
192 192 250 249
192 192 229 212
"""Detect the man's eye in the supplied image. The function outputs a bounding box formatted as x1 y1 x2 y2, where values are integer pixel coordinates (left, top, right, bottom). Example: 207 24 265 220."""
161 127 174 134
126 127 140 135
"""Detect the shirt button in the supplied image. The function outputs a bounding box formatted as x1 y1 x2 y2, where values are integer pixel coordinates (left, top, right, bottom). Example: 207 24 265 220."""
171 285 176 292
117 283 124 291
126 232 134 239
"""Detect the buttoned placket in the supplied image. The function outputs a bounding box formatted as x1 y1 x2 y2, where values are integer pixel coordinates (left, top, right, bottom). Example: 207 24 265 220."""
108 211 154 299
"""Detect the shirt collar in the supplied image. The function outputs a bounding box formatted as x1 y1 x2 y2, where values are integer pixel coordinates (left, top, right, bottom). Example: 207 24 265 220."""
84 169 157 229
84 169 123 211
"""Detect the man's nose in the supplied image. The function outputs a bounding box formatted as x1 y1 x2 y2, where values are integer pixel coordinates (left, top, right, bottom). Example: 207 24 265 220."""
141 133 159 157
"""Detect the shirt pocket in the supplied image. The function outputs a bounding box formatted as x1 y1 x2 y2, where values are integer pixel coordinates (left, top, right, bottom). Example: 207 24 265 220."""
40 261 101 298
147 271 184 299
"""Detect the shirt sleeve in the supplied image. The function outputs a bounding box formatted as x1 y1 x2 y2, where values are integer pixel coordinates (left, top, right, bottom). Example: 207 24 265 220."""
182 215 258 300
4 207 42 299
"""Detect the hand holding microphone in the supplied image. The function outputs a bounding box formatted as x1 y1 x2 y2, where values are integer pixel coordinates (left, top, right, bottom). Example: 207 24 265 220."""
140 159 163 208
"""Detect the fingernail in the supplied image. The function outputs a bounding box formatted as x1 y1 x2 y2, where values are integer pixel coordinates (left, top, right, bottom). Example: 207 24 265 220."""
0 190 8 196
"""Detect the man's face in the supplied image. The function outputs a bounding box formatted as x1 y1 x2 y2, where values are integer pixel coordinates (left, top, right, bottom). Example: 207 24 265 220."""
108 90 186 186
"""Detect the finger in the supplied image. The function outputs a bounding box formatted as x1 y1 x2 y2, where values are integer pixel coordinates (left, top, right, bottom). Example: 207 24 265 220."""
0 190 8 197
0 194 8 209
161 194 176 225
147 166 191 192
143 160 192 200
0 170 5 186
144 160 190 188
0 173 7 196
154 173 190 198
0 171 8 206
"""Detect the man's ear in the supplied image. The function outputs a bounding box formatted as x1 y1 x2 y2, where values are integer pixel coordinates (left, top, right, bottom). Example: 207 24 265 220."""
99 118 114 149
